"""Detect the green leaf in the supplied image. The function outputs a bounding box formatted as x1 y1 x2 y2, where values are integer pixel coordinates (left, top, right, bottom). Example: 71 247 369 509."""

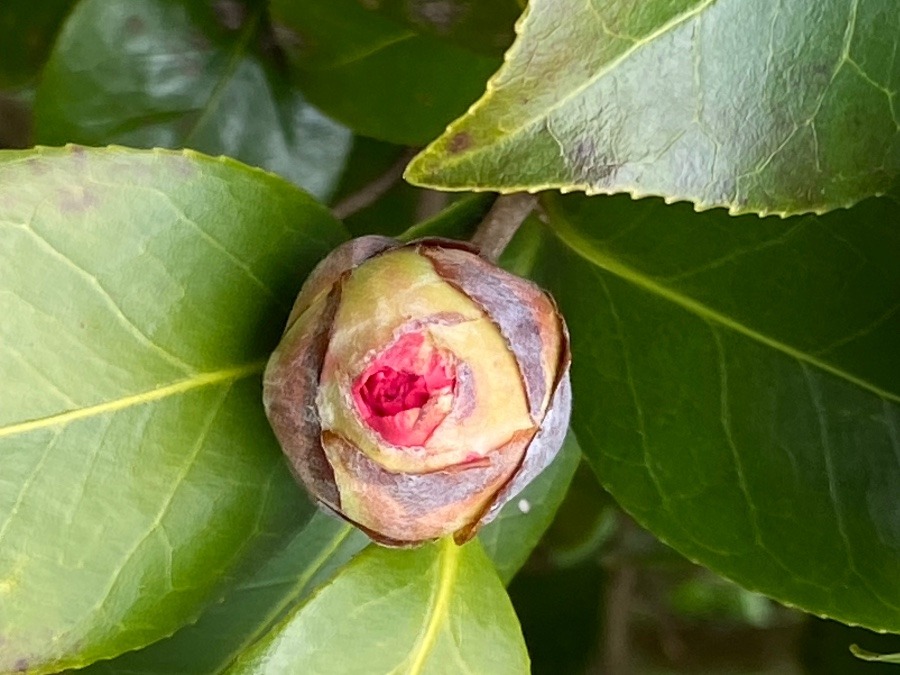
82 513 369 675
270 0 501 145
0 0 75 87
89 431 575 672
397 193 494 242
539 463 618 569
357 0 521 56
93 427 571 674
406 0 900 215
851 646 900 664
529 191 900 631
0 146 346 673
479 432 582 583
227 538 530 675
33 0 351 201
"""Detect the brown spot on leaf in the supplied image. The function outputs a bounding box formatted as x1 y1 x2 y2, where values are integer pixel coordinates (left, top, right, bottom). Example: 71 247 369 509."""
26 158 47 175
569 137 620 187
14 658 27 673
447 131 472 154
167 153 198 178
57 185 98 215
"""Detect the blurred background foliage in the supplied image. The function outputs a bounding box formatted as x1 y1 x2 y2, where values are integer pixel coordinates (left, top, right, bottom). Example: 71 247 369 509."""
2 0 898 673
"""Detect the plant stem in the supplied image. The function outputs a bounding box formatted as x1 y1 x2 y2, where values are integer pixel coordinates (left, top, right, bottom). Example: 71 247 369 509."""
414 189 450 223
470 193 537 262
332 149 417 220
0 93 32 150
601 562 636 675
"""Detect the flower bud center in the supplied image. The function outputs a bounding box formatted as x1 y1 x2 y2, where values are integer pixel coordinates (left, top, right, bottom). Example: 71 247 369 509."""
360 367 442 416
352 332 456 447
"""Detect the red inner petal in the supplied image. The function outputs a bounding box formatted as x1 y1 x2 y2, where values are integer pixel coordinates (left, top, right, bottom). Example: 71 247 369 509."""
360 367 432 416
352 332 457 447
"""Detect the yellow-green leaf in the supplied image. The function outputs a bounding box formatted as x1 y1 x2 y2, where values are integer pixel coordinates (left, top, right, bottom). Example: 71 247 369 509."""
228 538 530 675
407 0 900 215
0 146 346 673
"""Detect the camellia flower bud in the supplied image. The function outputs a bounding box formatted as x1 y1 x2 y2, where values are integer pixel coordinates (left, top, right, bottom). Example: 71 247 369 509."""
263 236 571 546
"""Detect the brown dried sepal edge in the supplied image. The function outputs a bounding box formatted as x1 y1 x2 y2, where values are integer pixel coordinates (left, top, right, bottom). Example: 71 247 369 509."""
263 235 572 547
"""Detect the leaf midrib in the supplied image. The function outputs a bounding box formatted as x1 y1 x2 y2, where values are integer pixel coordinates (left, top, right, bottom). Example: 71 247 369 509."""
546 203 900 404
0 361 266 440
403 538 460 675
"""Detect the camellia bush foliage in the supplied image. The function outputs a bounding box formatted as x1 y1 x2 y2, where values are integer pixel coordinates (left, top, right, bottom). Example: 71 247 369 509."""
0 0 898 673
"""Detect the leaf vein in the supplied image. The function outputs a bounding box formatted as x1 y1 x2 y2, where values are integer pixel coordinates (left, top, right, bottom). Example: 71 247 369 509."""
801 364 900 613
72 383 234 632
0 431 63 548
0 361 265 440
16 217 196 375
547 203 900 404
405 538 460 675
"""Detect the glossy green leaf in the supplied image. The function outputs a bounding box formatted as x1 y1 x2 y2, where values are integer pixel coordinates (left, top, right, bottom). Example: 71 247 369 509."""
528 191 900 631
479 432 582 583
83 513 368 675
0 146 346 673
89 430 575 673
407 0 900 215
270 0 501 145
0 0 74 87
34 0 350 201
227 538 530 675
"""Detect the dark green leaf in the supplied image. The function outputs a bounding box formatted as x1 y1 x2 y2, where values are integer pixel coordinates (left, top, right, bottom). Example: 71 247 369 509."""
270 0 501 145
529 191 900 631
479 432 582 583
407 0 900 215
34 0 350 201
397 193 494 242
0 0 74 87
227 538 530 674
360 0 520 56
83 513 368 675
0 146 346 673
539 463 617 569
